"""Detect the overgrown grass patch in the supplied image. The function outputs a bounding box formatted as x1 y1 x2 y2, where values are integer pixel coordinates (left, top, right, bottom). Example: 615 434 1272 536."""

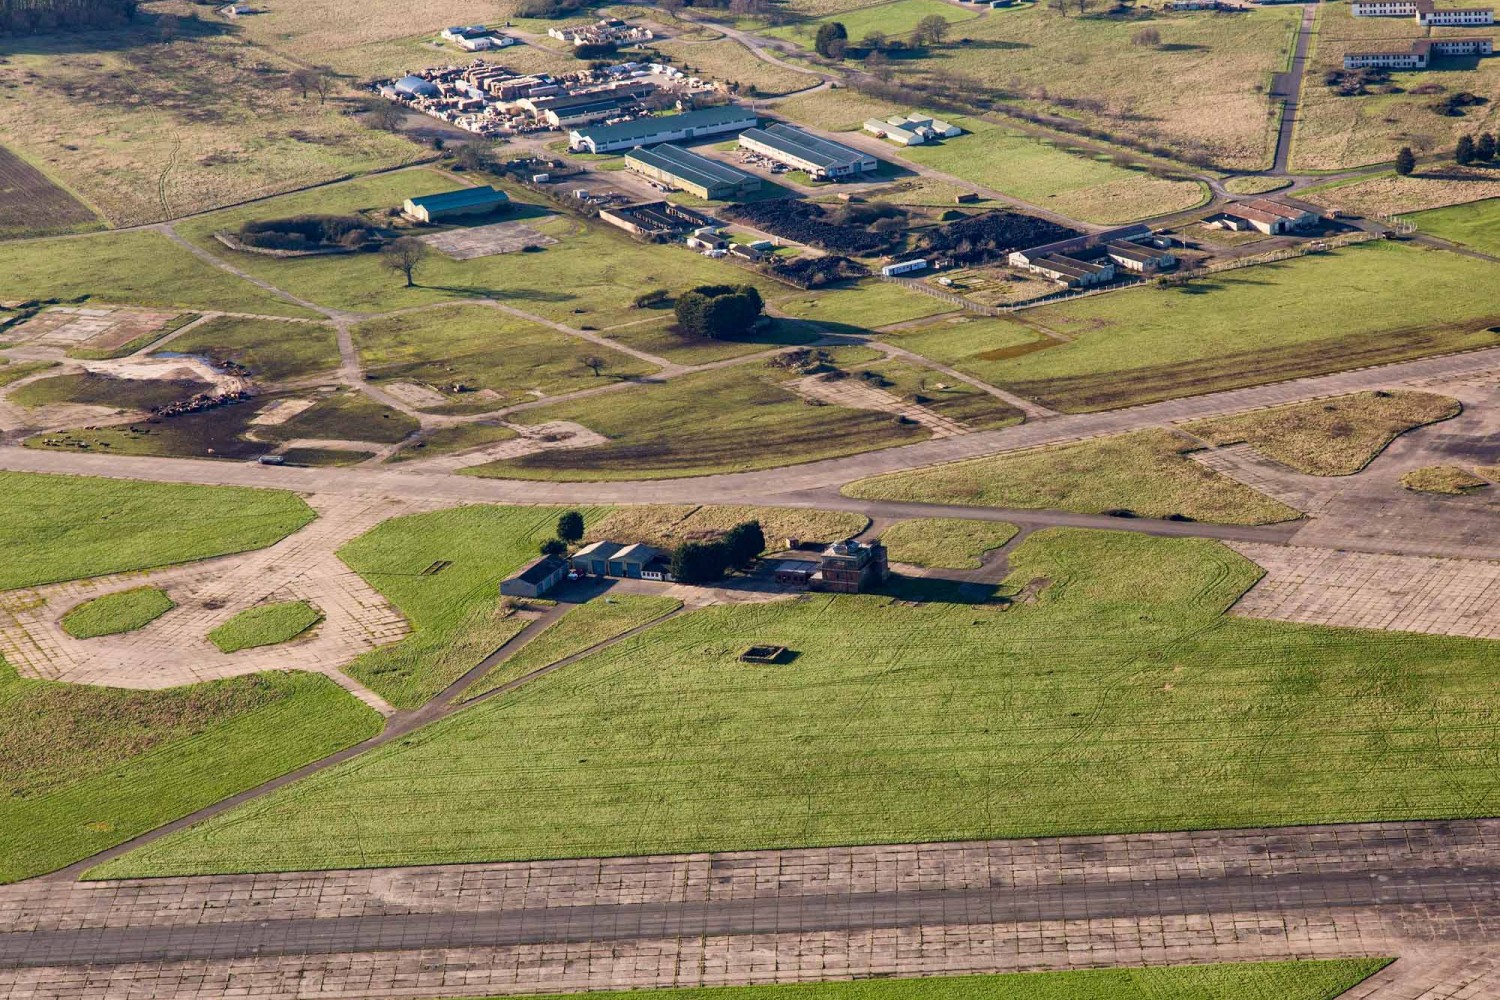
95 528 1500 875
337 505 608 708
0 231 316 318
209 601 323 653
881 518 1018 569
0 472 314 590
586 505 869 549
60 587 176 639
1184 390 1461 475
1400 465 1489 495
846 428 1302 524
896 118 1206 224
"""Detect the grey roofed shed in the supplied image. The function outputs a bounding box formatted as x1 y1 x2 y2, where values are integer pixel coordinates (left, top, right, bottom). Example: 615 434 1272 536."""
500 555 569 598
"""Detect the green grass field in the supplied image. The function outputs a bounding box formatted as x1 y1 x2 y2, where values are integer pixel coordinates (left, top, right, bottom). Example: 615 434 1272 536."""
393 422 519 463
354 304 657 413
467 361 930 481
970 242 1500 411
155 316 342 382
1406 197 1500 258
895 118 1207 225
94 528 1500 876
0 665 379 883
774 279 952 332
209 601 323 653
448 961 1390 1000
337 505 607 708
172 171 798 325
60 587 176 639
0 472 373 883
0 231 316 318
463 595 683 700
0 472 314 590
881 518 1018 569
847 428 1301 523
764 0 983 45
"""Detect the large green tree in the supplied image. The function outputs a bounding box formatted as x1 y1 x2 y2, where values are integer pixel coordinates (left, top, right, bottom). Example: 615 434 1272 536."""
673 284 764 340
814 21 848 58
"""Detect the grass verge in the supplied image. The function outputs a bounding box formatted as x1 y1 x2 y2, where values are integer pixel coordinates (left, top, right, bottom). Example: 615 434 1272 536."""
1400 466 1490 495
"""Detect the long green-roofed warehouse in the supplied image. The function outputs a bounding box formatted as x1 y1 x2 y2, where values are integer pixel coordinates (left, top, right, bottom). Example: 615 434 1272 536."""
624 144 763 200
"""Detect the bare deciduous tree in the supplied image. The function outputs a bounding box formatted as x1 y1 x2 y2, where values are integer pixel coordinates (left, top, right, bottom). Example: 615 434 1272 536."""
579 355 607 377
381 237 427 288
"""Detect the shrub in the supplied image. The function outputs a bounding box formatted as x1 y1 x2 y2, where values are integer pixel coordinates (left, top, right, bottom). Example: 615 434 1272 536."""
237 215 377 251
633 288 670 308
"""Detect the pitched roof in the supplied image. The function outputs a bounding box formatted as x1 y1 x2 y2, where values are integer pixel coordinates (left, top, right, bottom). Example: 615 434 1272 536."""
626 143 759 191
740 123 872 170
571 105 757 145
513 555 569 585
406 185 510 212
573 540 622 560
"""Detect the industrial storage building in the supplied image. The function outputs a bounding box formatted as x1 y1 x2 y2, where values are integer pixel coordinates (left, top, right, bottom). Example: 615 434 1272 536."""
737 123 878 179
624 144 762 199
402 186 510 223
569 106 758 154
499 555 569 598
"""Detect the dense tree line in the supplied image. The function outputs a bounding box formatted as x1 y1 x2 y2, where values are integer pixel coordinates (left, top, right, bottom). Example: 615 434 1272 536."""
1 0 137 34
237 215 378 251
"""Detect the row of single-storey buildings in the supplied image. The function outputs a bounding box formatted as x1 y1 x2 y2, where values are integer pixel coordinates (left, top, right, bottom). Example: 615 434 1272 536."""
1343 36 1494 68
1008 224 1179 287
1206 198 1320 235
1351 0 1493 25
862 113 963 146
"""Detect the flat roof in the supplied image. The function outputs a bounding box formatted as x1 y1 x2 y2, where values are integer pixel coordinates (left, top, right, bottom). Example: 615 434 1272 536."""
626 144 758 191
572 105 757 145
741 123 872 170
407 185 509 211
1014 223 1151 260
